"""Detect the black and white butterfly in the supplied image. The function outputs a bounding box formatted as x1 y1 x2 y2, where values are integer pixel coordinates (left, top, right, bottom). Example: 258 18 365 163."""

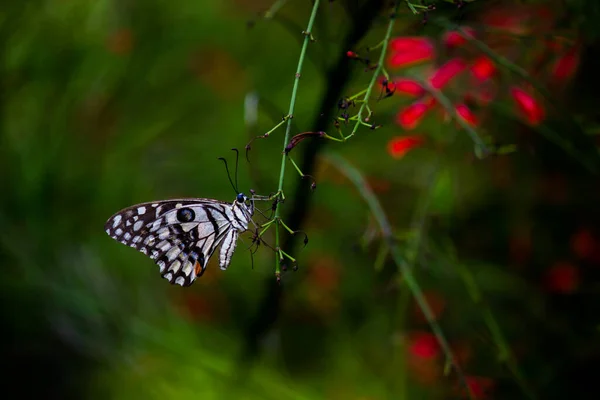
104 193 258 287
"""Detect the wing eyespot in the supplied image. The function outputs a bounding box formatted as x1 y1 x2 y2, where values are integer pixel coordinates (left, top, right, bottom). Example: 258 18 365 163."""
176 208 195 223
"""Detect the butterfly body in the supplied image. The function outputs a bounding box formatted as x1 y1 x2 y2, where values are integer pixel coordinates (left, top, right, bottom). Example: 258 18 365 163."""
104 194 254 287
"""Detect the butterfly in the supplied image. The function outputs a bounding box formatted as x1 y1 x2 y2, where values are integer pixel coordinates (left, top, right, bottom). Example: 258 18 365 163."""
104 193 258 287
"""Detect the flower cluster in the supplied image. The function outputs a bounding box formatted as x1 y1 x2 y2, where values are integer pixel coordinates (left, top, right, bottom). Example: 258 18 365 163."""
382 4 580 159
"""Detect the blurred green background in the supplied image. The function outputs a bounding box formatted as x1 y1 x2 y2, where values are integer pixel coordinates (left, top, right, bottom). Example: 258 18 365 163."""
2 0 600 399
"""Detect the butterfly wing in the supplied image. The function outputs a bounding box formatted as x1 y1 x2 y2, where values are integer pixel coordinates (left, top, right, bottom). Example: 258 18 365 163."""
104 199 233 286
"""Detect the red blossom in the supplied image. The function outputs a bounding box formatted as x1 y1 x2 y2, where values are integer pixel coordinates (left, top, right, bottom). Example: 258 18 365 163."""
396 102 430 130
389 50 434 68
390 36 433 52
409 332 440 359
480 6 536 35
442 27 475 48
346 50 358 58
464 376 495 399
571 228 596 260
510 87 545 125
470 56 496 81
545 262 579 294
387 136 424 158
455 103 478 126
552 44 580 81
391 78 424 97
388 37 434 68
429 58 466 89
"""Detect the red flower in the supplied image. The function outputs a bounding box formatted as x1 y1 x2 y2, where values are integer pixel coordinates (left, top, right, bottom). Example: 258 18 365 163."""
464 376 495 399
470 56 496 81
545 262 579 294
510 87 545 125
571 228 596 260
391 78 424 97
388 37 434 68
429 58 466 89
396 102 431 130
442 27 475 48
409 332 440 359
455 103 478 126
387 136 424 158
552 44 580 81
390 36 433 52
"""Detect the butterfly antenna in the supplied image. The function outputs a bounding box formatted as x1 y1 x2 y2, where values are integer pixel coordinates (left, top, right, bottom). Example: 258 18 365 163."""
218 156 238 194
231 148 240 193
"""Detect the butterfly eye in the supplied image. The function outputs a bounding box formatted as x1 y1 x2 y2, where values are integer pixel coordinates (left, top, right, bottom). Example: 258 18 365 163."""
176 208 195 222
236 193 246 203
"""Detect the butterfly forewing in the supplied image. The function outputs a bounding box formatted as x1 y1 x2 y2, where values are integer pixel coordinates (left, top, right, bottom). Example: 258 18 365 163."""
104 198 251 287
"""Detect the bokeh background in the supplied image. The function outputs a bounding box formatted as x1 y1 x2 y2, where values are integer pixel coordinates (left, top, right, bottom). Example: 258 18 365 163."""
2 0 600 399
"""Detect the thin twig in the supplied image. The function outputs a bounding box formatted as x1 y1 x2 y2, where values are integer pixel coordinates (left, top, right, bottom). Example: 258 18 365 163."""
273 0 321 277
323 152 474 399
344 2 401 141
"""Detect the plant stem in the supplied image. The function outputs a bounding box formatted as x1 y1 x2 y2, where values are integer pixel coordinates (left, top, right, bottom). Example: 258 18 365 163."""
324 152 475 399
344 2 400 141
273 0 320 277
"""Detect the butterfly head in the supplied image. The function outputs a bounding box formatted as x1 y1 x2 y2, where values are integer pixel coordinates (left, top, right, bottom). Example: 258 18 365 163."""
236 193 248 204
234 192 254 217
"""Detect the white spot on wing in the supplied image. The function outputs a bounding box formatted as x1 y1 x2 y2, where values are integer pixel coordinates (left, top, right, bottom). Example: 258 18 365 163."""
175 277 185 286
115 228 123 236
164 272 173 281
140 247 147 254
112 215 122 228
132 236 142 244
105 229 110 235
157 228 170 240
157 240 171 252
166 246 181 261
169 260 181 273
124 232 132 240
144 235 155 246
157 260 166 272
152 203 159 208
137 206 146 215
150 220 162 232
182 260 194 277
133 221 144 231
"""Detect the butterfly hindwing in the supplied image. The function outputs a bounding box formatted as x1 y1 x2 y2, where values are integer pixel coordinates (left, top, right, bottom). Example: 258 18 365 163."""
104 199 238 286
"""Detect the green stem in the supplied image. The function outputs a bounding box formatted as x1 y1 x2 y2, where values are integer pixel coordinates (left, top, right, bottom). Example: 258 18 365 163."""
344 2 400 141
273 0 320 274
455 262 537 399
264 115 290 137
264 0 289 19
324 152 474 399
